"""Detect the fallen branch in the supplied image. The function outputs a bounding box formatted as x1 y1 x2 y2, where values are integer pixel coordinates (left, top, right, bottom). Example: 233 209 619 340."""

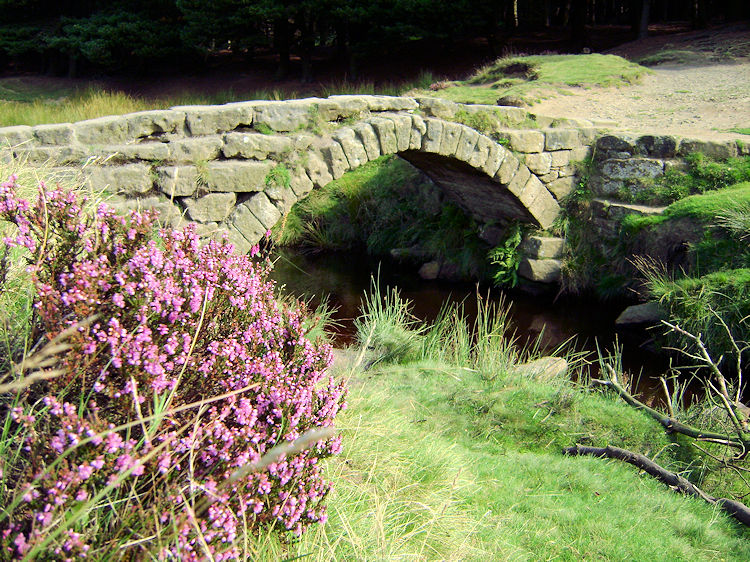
591 370 746 451
563 444 750 527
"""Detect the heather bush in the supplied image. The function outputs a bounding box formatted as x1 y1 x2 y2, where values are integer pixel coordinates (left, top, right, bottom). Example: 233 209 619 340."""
0 175 346 559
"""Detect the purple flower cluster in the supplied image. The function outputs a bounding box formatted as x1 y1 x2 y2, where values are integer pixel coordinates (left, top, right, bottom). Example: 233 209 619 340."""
0 176 346 559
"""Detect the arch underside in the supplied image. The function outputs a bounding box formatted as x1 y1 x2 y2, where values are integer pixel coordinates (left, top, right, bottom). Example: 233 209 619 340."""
399 151 537 225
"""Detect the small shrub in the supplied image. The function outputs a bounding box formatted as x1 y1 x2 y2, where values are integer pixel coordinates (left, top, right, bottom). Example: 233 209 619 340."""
0 177 346 558
488 223 522 288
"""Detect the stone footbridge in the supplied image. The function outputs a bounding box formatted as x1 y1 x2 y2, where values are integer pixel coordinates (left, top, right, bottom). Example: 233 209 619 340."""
0 95 600 254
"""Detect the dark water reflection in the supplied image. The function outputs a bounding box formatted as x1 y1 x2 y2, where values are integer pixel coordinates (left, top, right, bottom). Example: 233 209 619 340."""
270 248 670 394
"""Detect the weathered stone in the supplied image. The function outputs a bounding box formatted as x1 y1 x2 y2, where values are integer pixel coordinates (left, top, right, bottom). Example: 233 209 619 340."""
182 192 236 223
304 151 334 188
108 195 184 227
33 123 75 145
482 143 508 177
496 153 520 185
496 94 527 108
0 125 34 147
252 101 309 132
438 122 463 156
545 129 580 151
382 113 412 152
323 95 370 117
518 258 562 283
577 128 599 145
369 117 398 154
15 146 89 166
596 134 638 154
421 118 444 153
225 223 254 254
505 164 531 199
519 235 564 259
192 221 220 239
557 164 577 178
547 176 576 200
222 132 292 160
85 164 153 195
468 135 492 169
75 116 130 145
679 139 738 159
415 97 459 119
124 110 185 139
350 95 417 112
289 167 314 198
204 161 273 192
244 192 281 230
418 261 441 280
105 143 171 162
332 128 369 169
175 104 253 136
321 140 350 179
230 203 266 246
455 127 480 162
570 146 591 162
505 130 545 153
156 166 199 197
479 224 506 246
549 150 571 167
527 189 561 230
539 171 559 183
601 158 664 180
409 114 427 150
525 152 552 175
467 104 530 126
265 184 298 214
615 302 664 326
352 122 381 160
636 135 677 158
168 137 223 162
512 356 568 382
517 174 545 208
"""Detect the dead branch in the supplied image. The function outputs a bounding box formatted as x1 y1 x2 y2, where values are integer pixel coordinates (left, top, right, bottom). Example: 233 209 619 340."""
563 444 750 527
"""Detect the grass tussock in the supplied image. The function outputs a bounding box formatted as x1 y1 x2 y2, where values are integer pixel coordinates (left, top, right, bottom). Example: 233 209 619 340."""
414 53 648 106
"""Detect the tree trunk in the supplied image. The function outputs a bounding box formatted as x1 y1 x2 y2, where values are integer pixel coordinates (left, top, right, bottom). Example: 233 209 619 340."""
569 0 588 52
273 17 290 80
692 0 708 29
638 0 651 39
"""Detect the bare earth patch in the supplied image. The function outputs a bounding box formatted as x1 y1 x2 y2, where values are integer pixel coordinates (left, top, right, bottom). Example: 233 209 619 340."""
530 24 750 141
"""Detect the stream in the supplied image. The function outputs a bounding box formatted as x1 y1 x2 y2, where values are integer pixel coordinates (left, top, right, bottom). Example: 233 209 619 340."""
270 248 670 395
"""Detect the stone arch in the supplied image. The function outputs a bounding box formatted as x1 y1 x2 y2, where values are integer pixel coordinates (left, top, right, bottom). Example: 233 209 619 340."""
223 113 560 252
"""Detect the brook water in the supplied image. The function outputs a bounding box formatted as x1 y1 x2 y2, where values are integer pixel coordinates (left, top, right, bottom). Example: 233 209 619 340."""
271 248 669 393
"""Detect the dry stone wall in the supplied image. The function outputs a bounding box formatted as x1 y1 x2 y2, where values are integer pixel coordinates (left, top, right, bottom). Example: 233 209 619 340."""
0 95 604 255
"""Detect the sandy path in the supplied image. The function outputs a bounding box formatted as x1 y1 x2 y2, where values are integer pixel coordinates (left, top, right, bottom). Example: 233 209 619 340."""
529 60 750 141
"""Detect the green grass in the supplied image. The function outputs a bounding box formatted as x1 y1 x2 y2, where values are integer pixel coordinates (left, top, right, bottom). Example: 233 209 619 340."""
251 292 750 559
413 54 648 106
730 127 750 136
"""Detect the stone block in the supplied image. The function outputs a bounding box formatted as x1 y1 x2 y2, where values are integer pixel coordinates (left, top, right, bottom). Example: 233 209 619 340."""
265 183 298 214
679 139 738 159
33 123 75 145
252 100 335 132
225 223 254 254
222 132 292 160
519 235 564 259
176 104 253 136
421 118 444 153
304 152 334 188
615 302 664 326
382 113 412 152
549 150 571 167
418 261 441 280
369 117 398 154
352 122 381 160
168 136 223 162
518 258 562 283
547 176 576 200
496 153 520 185
105 142 171 162
517 174 546 208
156 166 199 197
544 129 580 151
0 125 34 147
596 134 638 154
455 127 480 162
569 146 591 162
525 152 552 175
482 143 508 177
204 161 273 192
321 140 350 179
539 171 559 183
16 146 89 166
324 95 370 117
409 114 428 150
438 122 463 156
289 167 314 198
333 128 369 169
244 192 281 230
182 192 236 223
468 135 492 169
124 110 185 139
506 130 545 153
75 116 130 145
85 164 153 195
506 164 532 200
527 189 561 230
346 95 417 112
230 203 266 246
108 195 184 227
601 158 664 180
636 135 677 158
415 97 459 119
